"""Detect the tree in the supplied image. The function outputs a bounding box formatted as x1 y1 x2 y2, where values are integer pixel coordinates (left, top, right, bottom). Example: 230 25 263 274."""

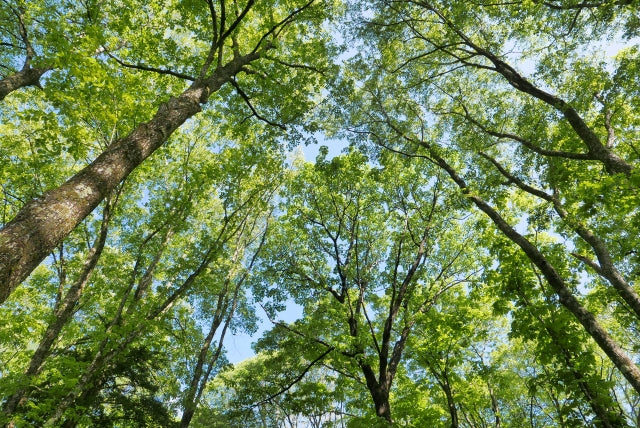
0 122 284 425
250 149 480 423
0 0 337 302
4 0 640 424
333 0 640 396
199 352 349 428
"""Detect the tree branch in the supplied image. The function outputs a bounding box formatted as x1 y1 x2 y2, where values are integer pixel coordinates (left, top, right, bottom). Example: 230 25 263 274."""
249 347 333 408
106 51 195 81
229 78 287 130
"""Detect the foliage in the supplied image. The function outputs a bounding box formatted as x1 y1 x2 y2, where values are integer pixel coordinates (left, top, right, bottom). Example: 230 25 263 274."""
1 0 640 426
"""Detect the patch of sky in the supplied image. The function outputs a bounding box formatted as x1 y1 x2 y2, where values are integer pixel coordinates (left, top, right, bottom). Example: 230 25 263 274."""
225 291 304 363
294 132 350 163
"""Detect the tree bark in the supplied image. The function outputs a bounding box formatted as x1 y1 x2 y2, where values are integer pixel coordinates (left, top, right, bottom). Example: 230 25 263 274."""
0 67 49 101
0 51 260 304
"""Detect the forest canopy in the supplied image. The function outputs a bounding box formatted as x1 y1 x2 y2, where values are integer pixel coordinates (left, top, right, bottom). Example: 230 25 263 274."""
1 0 639 426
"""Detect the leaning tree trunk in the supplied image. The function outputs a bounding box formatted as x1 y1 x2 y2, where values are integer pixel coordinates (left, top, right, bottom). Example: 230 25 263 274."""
427 147 640 395
0 51 260 303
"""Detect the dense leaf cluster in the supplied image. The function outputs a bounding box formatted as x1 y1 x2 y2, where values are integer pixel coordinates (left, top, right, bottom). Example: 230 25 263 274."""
0 0 639 426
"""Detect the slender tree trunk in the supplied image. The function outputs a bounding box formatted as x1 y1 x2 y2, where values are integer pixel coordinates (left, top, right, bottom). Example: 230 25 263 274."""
423 145 640 395
487 382 500 428
467 190 640 394
427 361 459 428
479 153 640 322
0 67 48 101
43 239 220 426
443 380 459 428
0 51 260 303
518 285 627 428
179 306 226 428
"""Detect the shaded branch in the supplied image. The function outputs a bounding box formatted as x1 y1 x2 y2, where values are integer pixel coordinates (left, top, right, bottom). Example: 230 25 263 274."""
106 51 196 81
229 78 287 130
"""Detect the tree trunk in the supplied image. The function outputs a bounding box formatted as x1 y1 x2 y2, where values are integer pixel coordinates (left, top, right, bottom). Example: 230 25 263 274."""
361 365 392 423
442 380 459 428
0 51 260 303
179 308 225 428
425 146 640 395
0 67 48 101
370 385 392 423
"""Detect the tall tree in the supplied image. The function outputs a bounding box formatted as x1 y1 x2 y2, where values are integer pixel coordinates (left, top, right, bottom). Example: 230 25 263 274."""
333 0 640 396
0 121 284 425
251 149 480 423
0 0 337 302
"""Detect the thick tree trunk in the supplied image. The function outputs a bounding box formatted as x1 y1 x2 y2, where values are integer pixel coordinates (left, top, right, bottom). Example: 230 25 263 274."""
0 67 48 101
370 385 392 423
0 51 260 303
361 365 393 423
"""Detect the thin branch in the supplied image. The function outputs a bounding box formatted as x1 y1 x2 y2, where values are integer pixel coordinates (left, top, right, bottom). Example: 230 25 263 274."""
264 55 326 75
249 347 333 408
199 0 219 79
251 0 317 54
218 0 255 50
106 51 195 81
362 302 382 356
459 107 595 160
229 78 287 130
